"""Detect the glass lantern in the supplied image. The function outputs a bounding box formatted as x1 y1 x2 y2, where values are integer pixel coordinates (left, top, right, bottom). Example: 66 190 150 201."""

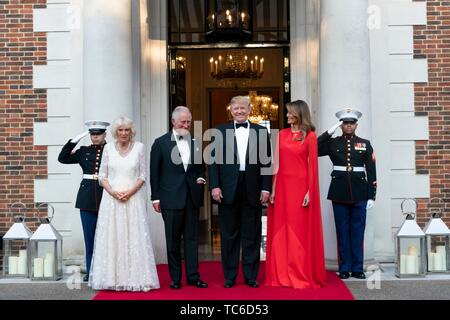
423 199 450 274
395 199 426 278
30 204 63 281
2 203 32 279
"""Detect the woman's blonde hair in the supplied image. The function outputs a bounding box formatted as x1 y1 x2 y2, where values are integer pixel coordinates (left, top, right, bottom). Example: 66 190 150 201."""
286 100 315 141
111 116 136 141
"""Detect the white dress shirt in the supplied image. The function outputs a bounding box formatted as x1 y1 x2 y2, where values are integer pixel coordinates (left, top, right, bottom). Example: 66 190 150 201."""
234 121 250 171
234 121 270 196
173 130 206 184
173 129 190 172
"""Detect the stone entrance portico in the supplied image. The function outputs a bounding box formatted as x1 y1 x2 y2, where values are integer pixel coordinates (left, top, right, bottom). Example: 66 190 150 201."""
31 0 430 269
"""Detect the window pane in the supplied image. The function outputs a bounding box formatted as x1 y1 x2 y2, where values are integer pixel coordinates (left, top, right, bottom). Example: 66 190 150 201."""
171 34 180 43
254 32 278 42
179 0 205 33
254 0 278 29
180 33 191 43
169 0 179 32
279 0 288 28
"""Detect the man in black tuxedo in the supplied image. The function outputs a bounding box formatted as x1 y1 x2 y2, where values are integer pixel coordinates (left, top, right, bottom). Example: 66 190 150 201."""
208 96 272 288
150 106 207 289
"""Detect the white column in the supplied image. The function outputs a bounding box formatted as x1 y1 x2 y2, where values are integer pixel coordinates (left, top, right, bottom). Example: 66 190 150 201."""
319 0 375 269
83 0 134 123
141 0 169 264
289 0 320 125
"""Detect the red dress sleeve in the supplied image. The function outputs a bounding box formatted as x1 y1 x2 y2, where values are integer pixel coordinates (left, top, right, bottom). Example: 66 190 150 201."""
307 131 319 195
306 131 327 283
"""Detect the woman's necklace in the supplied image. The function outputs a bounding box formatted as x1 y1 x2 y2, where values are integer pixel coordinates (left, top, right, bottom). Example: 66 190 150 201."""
116 141 132 156
291 126 302 141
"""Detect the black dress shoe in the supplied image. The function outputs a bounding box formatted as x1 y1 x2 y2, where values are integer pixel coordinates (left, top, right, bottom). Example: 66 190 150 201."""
224 280 235 288
339 272 350 279
351 272 366 279
83 274 89 282
187 279 208 288
245 279 259 288
170 281 181 289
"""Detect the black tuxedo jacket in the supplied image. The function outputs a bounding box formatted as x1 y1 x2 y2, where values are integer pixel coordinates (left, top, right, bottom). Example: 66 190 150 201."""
208 122 272 206
150 132 206 210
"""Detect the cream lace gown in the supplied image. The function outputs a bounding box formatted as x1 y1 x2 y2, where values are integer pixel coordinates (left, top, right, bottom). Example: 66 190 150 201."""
89 142 160 291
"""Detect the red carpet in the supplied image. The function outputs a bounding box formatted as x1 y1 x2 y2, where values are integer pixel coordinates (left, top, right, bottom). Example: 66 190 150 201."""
93 261 354 300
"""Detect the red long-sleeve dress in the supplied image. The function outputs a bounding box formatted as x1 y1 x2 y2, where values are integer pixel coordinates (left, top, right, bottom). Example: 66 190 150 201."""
265 129 326 289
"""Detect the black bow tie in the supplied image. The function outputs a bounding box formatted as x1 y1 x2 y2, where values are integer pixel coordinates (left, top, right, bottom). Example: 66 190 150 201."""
177 135 184 141
235 122 248 129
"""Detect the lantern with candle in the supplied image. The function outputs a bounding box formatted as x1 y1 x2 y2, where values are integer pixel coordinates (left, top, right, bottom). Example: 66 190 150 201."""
395 199 426 278
2 203 33 279
423 199 450 274
30 203 63 281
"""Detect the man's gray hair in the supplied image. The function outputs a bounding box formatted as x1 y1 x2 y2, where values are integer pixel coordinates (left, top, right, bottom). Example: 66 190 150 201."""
172 106 192 121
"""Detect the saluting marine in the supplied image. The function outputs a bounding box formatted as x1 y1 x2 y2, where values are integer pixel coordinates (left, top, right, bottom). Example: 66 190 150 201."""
318 109 377 280
58 120 110 281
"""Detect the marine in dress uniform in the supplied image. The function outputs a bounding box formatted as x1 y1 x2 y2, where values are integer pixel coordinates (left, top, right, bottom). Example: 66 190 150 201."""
318 109 377 280
58 120 110 281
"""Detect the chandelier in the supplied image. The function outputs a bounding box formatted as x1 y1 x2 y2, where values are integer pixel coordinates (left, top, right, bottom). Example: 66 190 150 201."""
206 0 252 42
248 91 278 123
227 91 278 124
210 50 264 80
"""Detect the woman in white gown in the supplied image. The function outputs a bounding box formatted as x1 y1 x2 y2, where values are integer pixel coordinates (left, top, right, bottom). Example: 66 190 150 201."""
89 116 160 292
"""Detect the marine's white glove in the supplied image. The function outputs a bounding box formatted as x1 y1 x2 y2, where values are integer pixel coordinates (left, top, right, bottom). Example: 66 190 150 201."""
70 131 89 144
328 121 343 135
366 199 375 210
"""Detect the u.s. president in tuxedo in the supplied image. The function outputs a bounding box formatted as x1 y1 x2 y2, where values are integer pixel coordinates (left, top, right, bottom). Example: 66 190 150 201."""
208 96 272 288
150 106 207 289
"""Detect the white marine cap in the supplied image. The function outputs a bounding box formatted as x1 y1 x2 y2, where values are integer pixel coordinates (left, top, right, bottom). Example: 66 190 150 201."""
84 120 110 134
335 108 362 123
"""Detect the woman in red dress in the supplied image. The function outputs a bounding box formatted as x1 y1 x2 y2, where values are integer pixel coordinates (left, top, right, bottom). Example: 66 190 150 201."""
265 100 326 289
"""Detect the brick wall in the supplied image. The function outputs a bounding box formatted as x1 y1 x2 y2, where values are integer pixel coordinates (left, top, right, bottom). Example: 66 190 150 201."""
0 0 48 253
414 0 450 227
